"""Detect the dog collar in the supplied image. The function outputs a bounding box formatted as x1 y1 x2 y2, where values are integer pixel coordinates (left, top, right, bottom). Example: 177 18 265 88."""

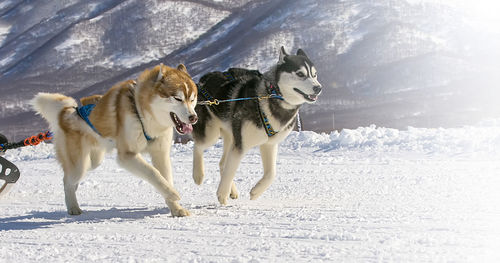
266 81 282 99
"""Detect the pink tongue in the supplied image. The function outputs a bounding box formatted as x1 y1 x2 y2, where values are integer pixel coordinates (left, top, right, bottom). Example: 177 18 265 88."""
181 123 193 134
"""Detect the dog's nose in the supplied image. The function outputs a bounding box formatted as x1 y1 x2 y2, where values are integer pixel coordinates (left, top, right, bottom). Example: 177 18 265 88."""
313 85 322 94
189 115 198 124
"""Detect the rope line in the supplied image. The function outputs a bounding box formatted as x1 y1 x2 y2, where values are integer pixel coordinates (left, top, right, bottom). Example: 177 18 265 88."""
198 93 283 106
0 131 53 152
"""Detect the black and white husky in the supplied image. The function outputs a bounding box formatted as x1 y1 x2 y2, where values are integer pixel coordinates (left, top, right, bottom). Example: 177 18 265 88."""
192 46 322 205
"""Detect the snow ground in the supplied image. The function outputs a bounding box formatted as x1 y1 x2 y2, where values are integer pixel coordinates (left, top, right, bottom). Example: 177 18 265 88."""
1 124 500 262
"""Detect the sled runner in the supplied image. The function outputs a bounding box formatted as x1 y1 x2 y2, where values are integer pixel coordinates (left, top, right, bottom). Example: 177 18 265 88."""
0 131 52 197
0 156 20 198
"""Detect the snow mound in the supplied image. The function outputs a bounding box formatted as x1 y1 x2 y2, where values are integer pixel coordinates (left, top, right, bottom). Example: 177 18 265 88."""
283 124 500 155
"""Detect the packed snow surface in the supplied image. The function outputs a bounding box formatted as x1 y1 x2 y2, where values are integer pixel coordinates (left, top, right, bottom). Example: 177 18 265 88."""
1 124 500 262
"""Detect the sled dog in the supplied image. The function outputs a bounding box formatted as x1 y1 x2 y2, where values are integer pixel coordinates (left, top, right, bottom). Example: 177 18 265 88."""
32 64 198 216
192 47 322 205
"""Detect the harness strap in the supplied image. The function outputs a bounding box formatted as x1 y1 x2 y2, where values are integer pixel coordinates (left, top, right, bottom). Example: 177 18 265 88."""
198 84 218 104
129 82 154 141
76 104 101 136
256 101 278 137
134 108 153 141
222 71 236 81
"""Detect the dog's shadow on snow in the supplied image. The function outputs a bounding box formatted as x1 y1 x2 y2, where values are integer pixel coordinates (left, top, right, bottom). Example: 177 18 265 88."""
0 207 170 231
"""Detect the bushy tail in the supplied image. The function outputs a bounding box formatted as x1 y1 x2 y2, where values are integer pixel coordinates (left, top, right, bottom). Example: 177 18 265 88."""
31 93 77 128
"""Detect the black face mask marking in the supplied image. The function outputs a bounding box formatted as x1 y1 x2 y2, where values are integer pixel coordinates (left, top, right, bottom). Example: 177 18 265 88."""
277 55 315 83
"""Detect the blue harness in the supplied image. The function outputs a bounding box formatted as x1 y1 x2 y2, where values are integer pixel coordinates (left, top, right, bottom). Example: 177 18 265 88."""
76 103 153 141
76 104 101 135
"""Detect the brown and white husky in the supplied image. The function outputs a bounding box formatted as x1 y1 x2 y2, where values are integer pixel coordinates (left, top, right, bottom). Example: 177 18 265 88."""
32 64 198 217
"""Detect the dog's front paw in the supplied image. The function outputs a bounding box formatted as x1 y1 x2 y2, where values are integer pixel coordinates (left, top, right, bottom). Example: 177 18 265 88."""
230 189 239 199
217 184 231 205
249 188 263 200
67 206 83 215
171 207 191 217
193 170 204 185
217 194 228 205
166 200 190 217
230 182 239 199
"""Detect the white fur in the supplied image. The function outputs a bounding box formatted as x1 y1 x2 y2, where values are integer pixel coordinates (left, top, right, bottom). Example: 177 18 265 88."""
31 93 77 127
277 68 321 106
149 92 196 128
193 114 295 205
156 63 163 82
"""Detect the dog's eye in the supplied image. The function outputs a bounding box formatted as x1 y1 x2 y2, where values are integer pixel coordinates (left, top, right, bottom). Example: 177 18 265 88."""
174 97 182 102
296 72 306 78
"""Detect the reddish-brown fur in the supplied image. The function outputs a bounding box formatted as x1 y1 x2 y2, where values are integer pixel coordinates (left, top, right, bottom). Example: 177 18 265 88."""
80 95 103 106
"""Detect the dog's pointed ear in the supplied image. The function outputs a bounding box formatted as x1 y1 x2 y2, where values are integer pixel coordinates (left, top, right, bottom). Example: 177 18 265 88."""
177 64 189 75
296 48 308 58
279 46 288 64
156 63 164 82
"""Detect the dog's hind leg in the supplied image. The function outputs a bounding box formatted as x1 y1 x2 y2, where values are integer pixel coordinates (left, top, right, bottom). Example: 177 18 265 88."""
63 163 88 215
219 133 239 199
59 143 91 215
89 148 105 170
148 133 190 217
250 143 278 200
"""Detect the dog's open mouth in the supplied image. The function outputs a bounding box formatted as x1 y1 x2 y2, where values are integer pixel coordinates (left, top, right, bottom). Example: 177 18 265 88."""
294 88 318 102
170 112 193 135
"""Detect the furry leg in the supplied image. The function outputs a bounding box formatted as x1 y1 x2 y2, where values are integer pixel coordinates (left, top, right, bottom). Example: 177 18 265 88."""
219 135 239 199
63 181 82 215
250 143 278 200
117 151 180 202
193 127 220 185
148 134 190 217
89 148 105 170
217 147 244 205
62 153 91 215
192 144 206 185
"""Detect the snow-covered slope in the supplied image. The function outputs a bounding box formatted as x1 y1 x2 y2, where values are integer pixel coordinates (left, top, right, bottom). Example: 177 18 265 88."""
1 124 500 262
0 0 499 139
